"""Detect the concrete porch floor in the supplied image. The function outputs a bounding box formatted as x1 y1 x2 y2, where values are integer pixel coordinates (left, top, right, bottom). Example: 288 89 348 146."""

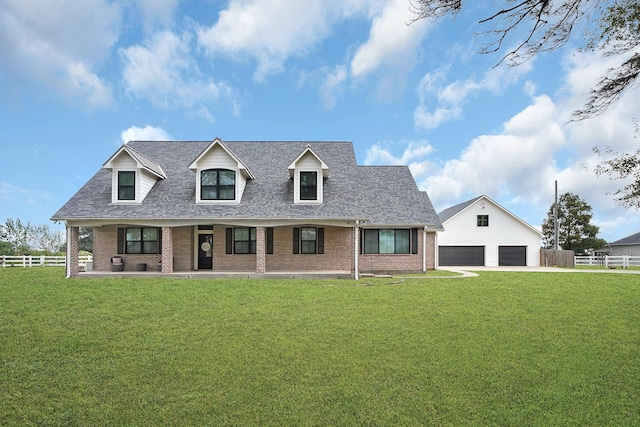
78 270 356 279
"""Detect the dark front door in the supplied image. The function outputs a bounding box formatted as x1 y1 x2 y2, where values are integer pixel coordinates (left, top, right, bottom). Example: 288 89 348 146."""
198 234 213 270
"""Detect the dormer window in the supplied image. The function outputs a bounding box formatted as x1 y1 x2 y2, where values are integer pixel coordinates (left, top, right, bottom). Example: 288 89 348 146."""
300 171 317 200
118 171 136 201
201 169 236 200
289 145 329 204
189 139 254 204
104 144 166 204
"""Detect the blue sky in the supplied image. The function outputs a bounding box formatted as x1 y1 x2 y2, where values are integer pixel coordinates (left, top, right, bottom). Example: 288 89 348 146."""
1 0 639 243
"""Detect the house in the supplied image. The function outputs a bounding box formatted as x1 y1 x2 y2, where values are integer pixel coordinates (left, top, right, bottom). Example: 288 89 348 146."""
52 138 443 278
598 231 640 256
437 195 542 267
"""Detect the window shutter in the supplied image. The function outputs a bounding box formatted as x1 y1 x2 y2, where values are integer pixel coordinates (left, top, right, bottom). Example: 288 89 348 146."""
117 228 125 254
317 227 324 254
293 228 300 254
266 227 274 254
226 228 233 254
158 228 162 254
412 228 418 254
359 229 364 254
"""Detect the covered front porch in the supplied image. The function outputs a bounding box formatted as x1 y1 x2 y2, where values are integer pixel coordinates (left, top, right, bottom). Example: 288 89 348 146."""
64 220 368 280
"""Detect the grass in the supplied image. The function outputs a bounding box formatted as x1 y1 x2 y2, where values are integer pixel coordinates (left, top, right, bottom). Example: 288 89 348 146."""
2 268 640 426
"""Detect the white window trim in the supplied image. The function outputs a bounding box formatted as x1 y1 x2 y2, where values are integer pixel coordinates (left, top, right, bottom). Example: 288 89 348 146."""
195 168 241 205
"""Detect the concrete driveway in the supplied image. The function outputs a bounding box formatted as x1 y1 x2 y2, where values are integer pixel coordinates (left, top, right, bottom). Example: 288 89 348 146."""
444 266 640 274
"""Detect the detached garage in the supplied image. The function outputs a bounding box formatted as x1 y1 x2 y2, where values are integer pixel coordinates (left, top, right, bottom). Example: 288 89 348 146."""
437 195 542 267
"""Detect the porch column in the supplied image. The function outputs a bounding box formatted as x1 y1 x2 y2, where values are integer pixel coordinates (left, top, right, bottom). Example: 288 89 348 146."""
161 226 174 274
256 226 266 274
354 223 360 280
66 225 79 278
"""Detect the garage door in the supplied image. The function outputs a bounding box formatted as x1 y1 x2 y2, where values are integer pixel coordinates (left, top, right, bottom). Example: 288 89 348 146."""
439 246 485 266
499 246 527 266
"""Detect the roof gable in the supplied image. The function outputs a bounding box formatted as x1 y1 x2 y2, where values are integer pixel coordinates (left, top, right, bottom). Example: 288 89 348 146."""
288 145 329 178
189 138 255 179
439 195 541 236
103 144 166 179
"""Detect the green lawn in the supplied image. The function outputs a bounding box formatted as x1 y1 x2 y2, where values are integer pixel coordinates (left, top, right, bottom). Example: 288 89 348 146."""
2 268 639 426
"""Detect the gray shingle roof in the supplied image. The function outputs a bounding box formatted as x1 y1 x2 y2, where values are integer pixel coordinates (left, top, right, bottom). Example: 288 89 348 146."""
437 195 484 223
52 140 442 229
610 231 640 246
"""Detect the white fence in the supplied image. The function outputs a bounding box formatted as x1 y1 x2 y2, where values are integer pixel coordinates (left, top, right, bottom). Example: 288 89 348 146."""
575 255 640 268
1 255 93 268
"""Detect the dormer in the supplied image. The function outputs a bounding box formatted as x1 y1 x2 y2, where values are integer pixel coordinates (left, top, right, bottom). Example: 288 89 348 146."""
189 138 255 204
288 145 329 204
103 145 166 204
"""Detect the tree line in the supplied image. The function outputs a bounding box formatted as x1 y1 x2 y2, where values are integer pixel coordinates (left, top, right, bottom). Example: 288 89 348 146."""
0 219 92 256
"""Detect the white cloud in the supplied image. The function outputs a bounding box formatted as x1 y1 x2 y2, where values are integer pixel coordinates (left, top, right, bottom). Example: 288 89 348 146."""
414 59 533 130
319 65 348 109
413 106 463 130
121 125 172 144
349 0 430 78
364 140 436 182
196 0 430 95
424 94 565 207
197 0 339 82
127 0 180 33
0 0 120 109
120 30 234 117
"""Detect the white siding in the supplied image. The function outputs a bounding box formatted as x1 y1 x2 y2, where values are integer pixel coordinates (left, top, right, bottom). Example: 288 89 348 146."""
196 145 246 203
610 245 640 256
294 152 323 204
438 198 541 266
139 170 157 200
110 154 137 203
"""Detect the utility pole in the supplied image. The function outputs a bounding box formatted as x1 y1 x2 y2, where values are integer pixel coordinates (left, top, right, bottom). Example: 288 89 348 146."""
554 180 559 250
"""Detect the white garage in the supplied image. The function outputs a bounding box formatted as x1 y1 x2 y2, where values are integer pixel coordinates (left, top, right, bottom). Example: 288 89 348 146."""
437 195 542 267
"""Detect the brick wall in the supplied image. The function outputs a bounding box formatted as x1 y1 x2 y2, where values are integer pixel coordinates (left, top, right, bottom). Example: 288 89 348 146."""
93 225 191 272
92 225 436 274
266 226 353 272
172 226 193 271
357 230 437 274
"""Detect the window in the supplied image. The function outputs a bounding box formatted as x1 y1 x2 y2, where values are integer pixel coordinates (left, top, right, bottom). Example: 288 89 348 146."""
118 227 161 254
118 171 135 200
477 215 489 227
300 171 317 200
362 229 411 254
201 169 235 200
301 227 317 254
234 227 256 254
293 227 324 254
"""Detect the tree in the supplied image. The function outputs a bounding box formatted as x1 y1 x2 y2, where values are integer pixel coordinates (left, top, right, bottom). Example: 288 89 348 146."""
541 192 607 253
409 0 640 119
0 218 32 255
0 218 64 255
593 119 640 207
0 241 13 256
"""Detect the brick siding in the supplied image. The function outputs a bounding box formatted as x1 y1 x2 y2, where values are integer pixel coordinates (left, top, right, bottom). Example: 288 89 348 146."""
91 225 436 274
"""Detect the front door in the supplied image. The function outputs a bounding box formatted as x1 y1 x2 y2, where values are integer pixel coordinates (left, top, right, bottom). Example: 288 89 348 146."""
198 234 213 270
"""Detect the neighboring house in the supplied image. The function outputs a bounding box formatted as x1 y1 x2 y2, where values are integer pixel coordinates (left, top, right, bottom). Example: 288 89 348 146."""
597 231 640 256
437 195 542 267
52 138 443 278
